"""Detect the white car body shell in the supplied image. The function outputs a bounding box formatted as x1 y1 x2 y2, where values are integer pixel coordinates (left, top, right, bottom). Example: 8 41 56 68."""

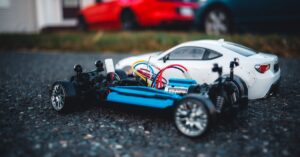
115 40 281 100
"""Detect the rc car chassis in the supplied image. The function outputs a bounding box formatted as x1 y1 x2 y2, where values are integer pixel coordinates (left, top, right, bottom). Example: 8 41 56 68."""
50 58 247 138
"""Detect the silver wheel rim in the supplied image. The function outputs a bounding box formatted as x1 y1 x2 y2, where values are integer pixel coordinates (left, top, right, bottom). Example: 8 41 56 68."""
175 100 208 137
205 10 229 35
51 84 65 111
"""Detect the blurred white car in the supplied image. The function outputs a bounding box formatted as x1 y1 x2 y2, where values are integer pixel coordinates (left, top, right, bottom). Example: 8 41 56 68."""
115 39 281 100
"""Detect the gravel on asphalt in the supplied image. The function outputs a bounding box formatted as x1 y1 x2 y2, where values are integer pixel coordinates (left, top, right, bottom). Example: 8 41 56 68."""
0 52 299 157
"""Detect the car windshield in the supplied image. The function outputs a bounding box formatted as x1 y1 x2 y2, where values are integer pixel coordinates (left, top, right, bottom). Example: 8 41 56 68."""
156 52 162 55
223 42 257 57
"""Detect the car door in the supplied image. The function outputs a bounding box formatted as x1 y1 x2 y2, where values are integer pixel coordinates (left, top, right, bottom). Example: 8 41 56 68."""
156 46 219 84
85 0 118 25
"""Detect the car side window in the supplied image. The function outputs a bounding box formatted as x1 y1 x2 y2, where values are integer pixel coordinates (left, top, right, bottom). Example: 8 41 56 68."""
167 47 205 60
205 49 222 60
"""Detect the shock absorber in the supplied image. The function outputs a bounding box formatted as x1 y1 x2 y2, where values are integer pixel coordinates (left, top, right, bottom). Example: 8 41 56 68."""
215 95 225 112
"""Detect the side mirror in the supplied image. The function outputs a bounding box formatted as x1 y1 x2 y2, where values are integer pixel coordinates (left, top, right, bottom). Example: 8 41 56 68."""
162 55 169 63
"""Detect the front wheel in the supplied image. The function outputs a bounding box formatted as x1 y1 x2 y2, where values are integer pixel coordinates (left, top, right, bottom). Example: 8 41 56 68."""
50 81 78 113
174 97 212 138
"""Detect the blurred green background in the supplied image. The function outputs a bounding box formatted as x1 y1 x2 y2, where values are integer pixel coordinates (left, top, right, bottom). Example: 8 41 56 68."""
0 0 299 57
0 31 299 57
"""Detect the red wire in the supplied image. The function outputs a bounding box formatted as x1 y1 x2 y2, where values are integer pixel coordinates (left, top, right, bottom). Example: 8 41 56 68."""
135 64 188 89
155 64 188 88
137 68 151 78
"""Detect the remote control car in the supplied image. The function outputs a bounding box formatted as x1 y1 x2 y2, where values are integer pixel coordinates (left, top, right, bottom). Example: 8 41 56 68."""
50 58 245 138
116 39 281 100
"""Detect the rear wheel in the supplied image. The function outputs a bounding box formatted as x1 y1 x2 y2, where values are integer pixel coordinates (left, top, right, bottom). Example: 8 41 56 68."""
230 77 248 109
121 10 138 30
50 81 78 113
216 76 248 109
174 97 211 138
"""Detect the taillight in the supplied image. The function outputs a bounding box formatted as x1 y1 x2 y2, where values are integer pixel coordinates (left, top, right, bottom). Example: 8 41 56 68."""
255 64 270 73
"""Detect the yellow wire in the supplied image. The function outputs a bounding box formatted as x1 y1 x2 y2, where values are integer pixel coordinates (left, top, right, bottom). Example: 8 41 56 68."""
131 60 161 86
131 60 150 85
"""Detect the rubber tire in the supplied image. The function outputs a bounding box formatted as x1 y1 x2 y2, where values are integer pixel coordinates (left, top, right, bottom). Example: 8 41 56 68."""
50 81 78 113
174 96 213 138
220 75 248 109
220 87 238 119
230 77 248 109
78 15 88 31
120 10 138 30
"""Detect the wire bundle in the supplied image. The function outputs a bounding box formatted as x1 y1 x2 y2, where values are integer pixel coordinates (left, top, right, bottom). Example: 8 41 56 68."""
131 60 160 86
131 60 189 89
151 64 188 89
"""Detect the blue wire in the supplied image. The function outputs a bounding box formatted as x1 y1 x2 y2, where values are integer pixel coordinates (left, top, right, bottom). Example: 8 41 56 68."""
133 62 155 74
134 62 187 88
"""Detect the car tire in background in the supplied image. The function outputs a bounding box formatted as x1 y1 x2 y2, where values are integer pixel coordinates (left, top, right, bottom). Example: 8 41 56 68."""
120 9 138 30
78 15 88 31
203 7 232 35
50 81 78 113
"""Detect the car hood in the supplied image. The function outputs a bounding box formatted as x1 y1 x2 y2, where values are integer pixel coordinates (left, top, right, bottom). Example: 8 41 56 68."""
116 52 161 69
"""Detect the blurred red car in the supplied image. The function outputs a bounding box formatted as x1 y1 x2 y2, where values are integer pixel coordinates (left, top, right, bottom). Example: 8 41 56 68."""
78 0 198 30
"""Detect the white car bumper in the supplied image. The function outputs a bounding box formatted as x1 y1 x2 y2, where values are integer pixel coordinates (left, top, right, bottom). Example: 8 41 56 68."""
248 69 281 100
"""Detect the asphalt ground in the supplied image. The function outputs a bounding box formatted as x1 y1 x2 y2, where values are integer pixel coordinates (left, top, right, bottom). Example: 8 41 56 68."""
0 52 299 157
